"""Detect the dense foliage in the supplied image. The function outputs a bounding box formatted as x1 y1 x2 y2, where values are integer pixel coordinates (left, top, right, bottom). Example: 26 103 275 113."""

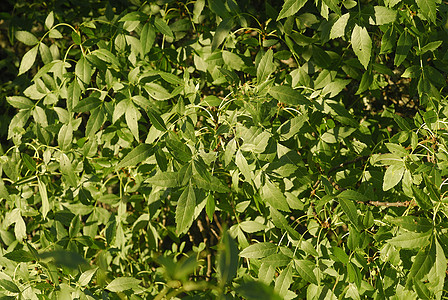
1 0 448 298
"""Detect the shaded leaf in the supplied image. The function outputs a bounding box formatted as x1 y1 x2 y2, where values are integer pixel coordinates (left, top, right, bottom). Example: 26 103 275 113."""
217 232 239 284
73 97 102 112
0 279 20 293
154 17 174 38
394 31 412 66
212 18 235 51
175 184 196 234
338 192 360 230
4 250 34 262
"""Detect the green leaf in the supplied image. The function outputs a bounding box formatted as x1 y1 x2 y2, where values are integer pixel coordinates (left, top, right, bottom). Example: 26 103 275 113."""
338 192 360 230
236 281 283 300
40 250 87 268
75 56 92 85
408 245 435 287
175 184 196 234
294 259 318 285
257 49 274 84
193 0 205 23
141 22 155 55
274 264 293 295
144 82 172 100
222 50 245 71
38 177 50 219
387 230 432 249
0 279 20 293
116 144 153 170
261 253 290 267
106 277 141 292
192 174 230 193
277 0 307 20
427 238 446 299
321 127 356 143
415 0 437 23
60 153 78 187
45 11 55 29
412 185 432 210
240 242 277 259
386 216 433 232
125 102 141 141
146 172 180 187
85 107 105 137
154 17 174 38
351 25 372 69
91 49 120 67
147 108 167 131
166 133 192 163
206 194 215 221
383 164 405 191
235 149 252 182
58 122 73 151
261 180 290 212
268 85 309 106
322 79 351 97
19 45 38 75
330 13 350 39
7 96 34 109
0 178 11 202
394 31 412 66
323 0 341 14
73 96 102 112
212 18 235 51
217 232 239 284
347 262 362 287
72 31 81 45
418 40 442 55
15 31 39 46
4 250 35 262
240 221 267 233
277 115 307 140
269 207 300 240
374 6 397 25
79 268 98 286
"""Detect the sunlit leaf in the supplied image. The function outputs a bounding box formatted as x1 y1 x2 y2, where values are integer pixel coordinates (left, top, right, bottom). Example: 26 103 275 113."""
351 25 372 69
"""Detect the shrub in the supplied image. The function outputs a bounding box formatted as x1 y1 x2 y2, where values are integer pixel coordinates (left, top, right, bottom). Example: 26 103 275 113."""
1 0 448 298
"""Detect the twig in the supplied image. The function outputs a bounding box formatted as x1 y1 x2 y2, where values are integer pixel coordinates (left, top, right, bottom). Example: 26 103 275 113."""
359 200 415 207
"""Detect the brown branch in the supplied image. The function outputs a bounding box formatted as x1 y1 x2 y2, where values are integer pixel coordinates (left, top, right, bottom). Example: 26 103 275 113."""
359 200 416 207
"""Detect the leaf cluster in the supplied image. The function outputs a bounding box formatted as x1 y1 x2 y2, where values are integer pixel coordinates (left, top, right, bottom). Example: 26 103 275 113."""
1 0 448 299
